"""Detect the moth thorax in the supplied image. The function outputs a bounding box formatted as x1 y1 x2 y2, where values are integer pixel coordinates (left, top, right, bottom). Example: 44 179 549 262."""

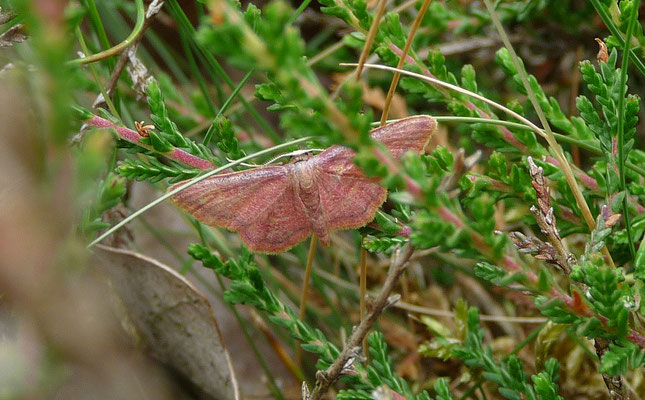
293 164 321 214
298 179 320 211
300 187 327 244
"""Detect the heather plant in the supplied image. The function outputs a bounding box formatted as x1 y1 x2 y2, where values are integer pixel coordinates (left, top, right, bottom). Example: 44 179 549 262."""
2 0 645 399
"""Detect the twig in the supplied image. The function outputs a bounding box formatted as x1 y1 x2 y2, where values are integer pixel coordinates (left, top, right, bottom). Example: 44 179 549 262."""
70 0 147 65
522 161 629 399
359 244 368 356
354 0 387 80
525 156 573 274
482 0 616 269
0 9 16 25
96 0 164 106
595 337 629 400
380 0 431 125
0 23 26 47
306 244 414 400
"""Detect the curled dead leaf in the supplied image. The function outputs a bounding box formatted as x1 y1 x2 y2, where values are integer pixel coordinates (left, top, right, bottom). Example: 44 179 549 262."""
595 38 608 64
92 244 239 400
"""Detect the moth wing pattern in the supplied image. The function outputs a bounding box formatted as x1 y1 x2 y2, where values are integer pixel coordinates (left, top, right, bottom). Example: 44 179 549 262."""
369 115 436 159
312 146 386 235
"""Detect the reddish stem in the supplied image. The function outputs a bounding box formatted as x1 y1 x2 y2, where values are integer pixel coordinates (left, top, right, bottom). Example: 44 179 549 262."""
467 103 529 153
436 204 645 348
87 115 214 170
546 156 598 190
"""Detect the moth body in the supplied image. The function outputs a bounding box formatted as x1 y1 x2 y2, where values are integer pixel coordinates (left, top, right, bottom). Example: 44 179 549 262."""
292 161 330 245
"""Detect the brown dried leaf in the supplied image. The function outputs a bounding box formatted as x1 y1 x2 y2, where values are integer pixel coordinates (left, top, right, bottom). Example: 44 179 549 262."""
0 24 26 47
595 38 608 64
601 205 622 229
527 156 551 215
92 244 239 400
0 9 16 25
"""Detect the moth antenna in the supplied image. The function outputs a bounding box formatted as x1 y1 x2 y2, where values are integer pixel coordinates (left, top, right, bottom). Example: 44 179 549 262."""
264 148 324 165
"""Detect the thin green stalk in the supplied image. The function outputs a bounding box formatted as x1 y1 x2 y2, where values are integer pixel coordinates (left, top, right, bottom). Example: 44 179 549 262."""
478 386 488 400
190 39 226 106
589 0 645 77
309 274 344 331
82 0 112 57
137 215 190 261
145 30 191 85
191 218 235 260
565 330 599 361
216 69 254 119
305 27 335 54
94 1 159 84
214 272 287 400
178 28 218 116
74 26 119 118
509 321 548 356
165 0 281 143
204 69 255 146
482 0 615 268
617 0 640 263
308 41 345 66
70 0 146 65
88 136 312 247
459 379 483 400
288 0 313 25
165 0 226 104
195 0 206 18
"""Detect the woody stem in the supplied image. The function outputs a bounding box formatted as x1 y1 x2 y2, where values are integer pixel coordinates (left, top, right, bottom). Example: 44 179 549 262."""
308 243 414 400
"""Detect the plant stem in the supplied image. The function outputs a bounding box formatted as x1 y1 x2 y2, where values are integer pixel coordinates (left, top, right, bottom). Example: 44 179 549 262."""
355 0 387 80
589 0 645 77
359 244 367 355
99 0 162 104
82 0 112 60
288 0 313 25
86 115 214 169
75 28 119 118
308 244 414 400
616 0 640 263
380 0 432 125
70 0 146 65
297 234 318 366
482 0 615 269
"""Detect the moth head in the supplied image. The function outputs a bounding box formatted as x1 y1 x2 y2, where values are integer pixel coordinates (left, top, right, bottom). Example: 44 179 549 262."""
265 148 322 165
289 149 317 163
